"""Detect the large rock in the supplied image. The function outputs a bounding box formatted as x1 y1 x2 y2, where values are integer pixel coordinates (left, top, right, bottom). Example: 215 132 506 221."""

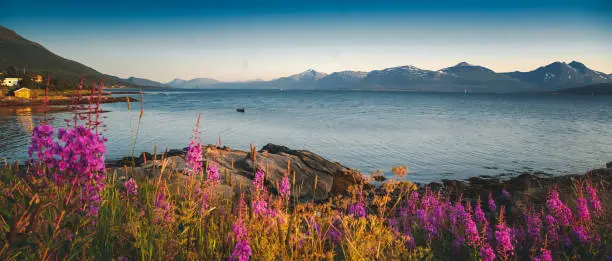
207 143 366 201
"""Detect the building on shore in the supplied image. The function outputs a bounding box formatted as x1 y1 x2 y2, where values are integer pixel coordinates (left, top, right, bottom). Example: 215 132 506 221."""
14 87 31 99
2 77 22 87
32 74 43 83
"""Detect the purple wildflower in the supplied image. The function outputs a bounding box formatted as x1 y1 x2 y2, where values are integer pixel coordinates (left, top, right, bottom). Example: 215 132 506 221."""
572 225 589 243
327 215 343 244
525 213 542 239
185 140 203 175
153 189 174 225
253 170 265 192
586 185 603 216
123 178 138 199
474 196 488 226
464 215 480 246
502 188 510 199
279 175 290 199
206 162 220 184
576 196 591 222
231 218 252 261
544 214 559 243
533 248 553 261
347 201 367 218
252 199 268 216
488 192 497 213
546 190 572 226
495 218 514 258
480 243 495 261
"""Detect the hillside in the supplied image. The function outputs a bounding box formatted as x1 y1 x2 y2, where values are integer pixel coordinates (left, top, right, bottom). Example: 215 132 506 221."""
123 77 168 87
0 26 127 88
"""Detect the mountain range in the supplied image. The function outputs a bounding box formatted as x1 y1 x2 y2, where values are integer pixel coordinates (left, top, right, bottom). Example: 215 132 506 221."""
182 61 611 92
2 25 610 92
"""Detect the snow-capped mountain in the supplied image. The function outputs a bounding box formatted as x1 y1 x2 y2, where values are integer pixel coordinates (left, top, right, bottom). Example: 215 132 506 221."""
285 69 328 81
317 71 368 88
503 61 611 90
363 65 451 88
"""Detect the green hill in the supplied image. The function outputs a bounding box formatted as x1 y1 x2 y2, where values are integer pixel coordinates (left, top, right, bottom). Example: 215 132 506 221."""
0 26 128 89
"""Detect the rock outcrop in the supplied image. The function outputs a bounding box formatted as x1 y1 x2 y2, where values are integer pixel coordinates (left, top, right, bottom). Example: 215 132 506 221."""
108 143 366 201
427 166 612 223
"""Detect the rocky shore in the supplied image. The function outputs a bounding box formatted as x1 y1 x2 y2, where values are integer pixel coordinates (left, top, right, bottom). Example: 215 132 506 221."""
107 143 612 220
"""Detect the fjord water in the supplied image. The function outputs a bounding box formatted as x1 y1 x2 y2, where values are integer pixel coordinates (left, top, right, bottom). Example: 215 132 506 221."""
1 89 611 182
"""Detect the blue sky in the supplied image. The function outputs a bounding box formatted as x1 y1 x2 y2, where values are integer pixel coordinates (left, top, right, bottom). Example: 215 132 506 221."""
2 0 611 82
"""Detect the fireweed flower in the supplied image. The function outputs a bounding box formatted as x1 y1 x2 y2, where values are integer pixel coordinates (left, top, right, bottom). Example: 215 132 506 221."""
546 190 573 226
586 185 603 216
544 215 559 243
495 210 514 258
474 196 488 226
206 162 220 184
347 201 367 218
533 248 553 261
525 213 543 239
153 188 174 225
572 225 589 243
480 243 496 261
185 140 203 175
252 199 268 216
502 188 511 199
123 178 138 199
279 175 290 199
28 124 56 173
195 186 210 215
576 196 591 222
30 125 107 219
488 192 497 213
231 218 252 261
253 170 265 192
464 215 480 246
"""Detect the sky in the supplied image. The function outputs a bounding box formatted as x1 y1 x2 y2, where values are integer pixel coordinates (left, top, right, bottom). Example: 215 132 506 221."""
2 0 612 82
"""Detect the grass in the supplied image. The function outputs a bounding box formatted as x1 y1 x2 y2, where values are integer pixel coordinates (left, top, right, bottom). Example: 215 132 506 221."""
0 145 609 260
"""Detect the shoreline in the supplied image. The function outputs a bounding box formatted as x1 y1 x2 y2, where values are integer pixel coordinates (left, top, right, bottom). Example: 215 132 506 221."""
105 144 612 213
0 95 136 107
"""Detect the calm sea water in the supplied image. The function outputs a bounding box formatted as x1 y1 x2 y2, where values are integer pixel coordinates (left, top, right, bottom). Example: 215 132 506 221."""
1 89 611 182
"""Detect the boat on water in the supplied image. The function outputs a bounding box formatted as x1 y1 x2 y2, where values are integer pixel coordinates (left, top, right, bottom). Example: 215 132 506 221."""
236 107 245 113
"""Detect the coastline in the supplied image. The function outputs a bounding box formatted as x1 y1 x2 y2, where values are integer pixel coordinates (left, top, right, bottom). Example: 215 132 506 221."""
0 95 136 107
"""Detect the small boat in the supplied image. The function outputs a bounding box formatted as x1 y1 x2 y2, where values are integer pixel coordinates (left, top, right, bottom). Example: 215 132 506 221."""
236 107 245 113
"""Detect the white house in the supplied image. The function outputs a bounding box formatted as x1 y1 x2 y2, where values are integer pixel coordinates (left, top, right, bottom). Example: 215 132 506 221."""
2 77 22 87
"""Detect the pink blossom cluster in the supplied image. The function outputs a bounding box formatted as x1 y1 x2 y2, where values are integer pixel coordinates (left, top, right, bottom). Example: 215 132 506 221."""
28 124 107 218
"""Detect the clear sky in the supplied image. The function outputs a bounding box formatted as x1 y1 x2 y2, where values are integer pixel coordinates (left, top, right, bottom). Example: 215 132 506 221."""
2 0 611 82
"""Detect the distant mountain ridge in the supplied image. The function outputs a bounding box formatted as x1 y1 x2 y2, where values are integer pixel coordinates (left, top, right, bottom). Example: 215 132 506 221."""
168 78 220 88
173 61 610 92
